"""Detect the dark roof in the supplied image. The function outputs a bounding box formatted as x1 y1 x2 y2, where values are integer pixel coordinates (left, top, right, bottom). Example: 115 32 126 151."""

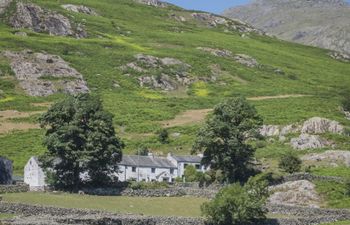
119 155 176 168
171 155 202 163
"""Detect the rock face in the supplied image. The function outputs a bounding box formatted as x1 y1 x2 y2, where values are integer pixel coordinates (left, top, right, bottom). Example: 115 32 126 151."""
301 117 344 134
302 150 350 167
0 157 12 185
233 54 259 68
260 125 281 137
61 4 98 16
329 51 350 62
223 0 350 55
4 50 89 97
122 54 193 91
290 134 330 150
0 0 12 14
135 0 170 8
269 180 321 208
191 12 264 34
9 2 87 38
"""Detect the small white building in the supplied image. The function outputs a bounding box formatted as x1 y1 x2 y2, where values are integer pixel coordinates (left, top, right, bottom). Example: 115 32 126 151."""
167 153 206 178
24 157 46 191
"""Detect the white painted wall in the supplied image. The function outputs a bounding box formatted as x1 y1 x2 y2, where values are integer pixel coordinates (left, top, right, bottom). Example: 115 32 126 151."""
24 157 46 191
117 165 177 182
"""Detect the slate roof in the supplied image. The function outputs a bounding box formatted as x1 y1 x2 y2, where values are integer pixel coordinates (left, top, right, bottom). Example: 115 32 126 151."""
170 155 202 163
119 155 176 168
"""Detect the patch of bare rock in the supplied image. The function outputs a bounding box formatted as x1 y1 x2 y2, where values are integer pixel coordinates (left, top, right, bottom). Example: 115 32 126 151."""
121 54 193 91
197 47 260 68
0 0 12 14
4 50 89 97
61 4 98 16
329 51 350 62
302 150 350 167
135 0 170 8
9 2 87 38
269 180 321 208
291 134 331 150
191 12 264 34
302 117 344 134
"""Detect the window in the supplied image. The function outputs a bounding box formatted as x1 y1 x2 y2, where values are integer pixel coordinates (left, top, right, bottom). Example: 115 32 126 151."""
170 169 174 174
195 164 201 170
184 163 188 168
151 168 156 173
132 167 136 172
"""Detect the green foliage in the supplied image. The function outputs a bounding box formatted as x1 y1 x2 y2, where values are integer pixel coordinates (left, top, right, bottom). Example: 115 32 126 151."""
184 165 198 182
157 129 169 144
278 152 302 174
135 146 150 156
315 181 350 208
39 94 124 190
193 97 263 183
201 175 269 225
128 181 169 190
341 90 350 112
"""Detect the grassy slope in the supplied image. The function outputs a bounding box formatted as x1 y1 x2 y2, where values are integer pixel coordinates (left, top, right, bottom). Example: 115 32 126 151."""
0 0 349 184
3 192 207 217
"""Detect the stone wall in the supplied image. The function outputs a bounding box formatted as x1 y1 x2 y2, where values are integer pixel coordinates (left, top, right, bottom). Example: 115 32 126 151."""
281 173 343 184
0 184 29 194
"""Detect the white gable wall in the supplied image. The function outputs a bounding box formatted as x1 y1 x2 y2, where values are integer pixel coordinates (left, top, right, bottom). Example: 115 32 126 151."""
24 157 46 191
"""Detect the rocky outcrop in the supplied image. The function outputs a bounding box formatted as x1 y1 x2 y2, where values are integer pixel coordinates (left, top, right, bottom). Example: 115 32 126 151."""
290 134 330 150
191 12 264 34
0 157 12 185
122 54 193 91
301 117 344 134
9 2 87 38
197 47 233 58
302 150 350 167
61 4 98 16
329 51 350 62
0 0 12 14
134 0 170 8
269 180 321 208
233 54 259 67
4 50 89 97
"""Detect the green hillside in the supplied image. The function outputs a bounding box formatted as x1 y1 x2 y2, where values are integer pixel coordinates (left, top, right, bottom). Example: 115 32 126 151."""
0 0 349 182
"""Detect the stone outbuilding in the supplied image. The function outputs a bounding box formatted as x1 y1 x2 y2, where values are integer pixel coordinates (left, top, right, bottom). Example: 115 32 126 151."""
24 157 46 191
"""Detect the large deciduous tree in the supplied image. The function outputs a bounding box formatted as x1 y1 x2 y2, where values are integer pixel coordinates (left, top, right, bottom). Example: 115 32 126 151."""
193 97 262 183
39 94 124 190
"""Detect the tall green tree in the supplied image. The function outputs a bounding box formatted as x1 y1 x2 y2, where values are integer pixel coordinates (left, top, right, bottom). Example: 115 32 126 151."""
193 97 262 183
39 94 124 190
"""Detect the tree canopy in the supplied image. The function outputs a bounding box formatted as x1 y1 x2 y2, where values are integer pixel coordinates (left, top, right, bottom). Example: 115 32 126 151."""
39 94 124 190
193 97 263 183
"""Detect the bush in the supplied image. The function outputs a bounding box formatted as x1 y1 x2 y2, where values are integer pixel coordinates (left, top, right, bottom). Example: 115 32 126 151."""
157 129 169 144
278 152 302 174
201 175 268 225
341 91 350 111
184 165 198 182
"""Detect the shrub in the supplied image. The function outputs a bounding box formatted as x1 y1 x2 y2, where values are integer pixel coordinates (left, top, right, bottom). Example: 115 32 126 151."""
201 175 268 225
184 165 199 182
157 129 169 144
278 152 302 174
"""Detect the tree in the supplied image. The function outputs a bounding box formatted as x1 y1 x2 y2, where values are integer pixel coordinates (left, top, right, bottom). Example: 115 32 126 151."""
158 128 169 144
278 152 302 174
39 94 124 190
201 175 269 225
193 97 263 183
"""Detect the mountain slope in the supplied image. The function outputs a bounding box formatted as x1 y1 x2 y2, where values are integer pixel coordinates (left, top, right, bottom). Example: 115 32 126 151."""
223 0 350 55
0 0 349 177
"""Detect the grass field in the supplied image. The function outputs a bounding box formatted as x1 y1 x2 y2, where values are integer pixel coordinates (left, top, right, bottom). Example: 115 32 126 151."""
3 192 207 217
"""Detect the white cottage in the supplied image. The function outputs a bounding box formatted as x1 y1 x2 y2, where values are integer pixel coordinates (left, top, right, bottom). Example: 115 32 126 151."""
167 153 206 178
24 157 46 191
117 155 178 182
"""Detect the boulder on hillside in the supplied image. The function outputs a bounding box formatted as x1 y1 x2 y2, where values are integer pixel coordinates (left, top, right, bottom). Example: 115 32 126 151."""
269 180 321 208
0 0 12 14
260 125 280 137
302 150 350 167
4 50 89 97
197 47 233 58
135 0 169 8
233 54 259 67
122 54 193 91
290 134 330 150
62 4 98 16
9 2 87 38
0 157 12 185
301 117 344 134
